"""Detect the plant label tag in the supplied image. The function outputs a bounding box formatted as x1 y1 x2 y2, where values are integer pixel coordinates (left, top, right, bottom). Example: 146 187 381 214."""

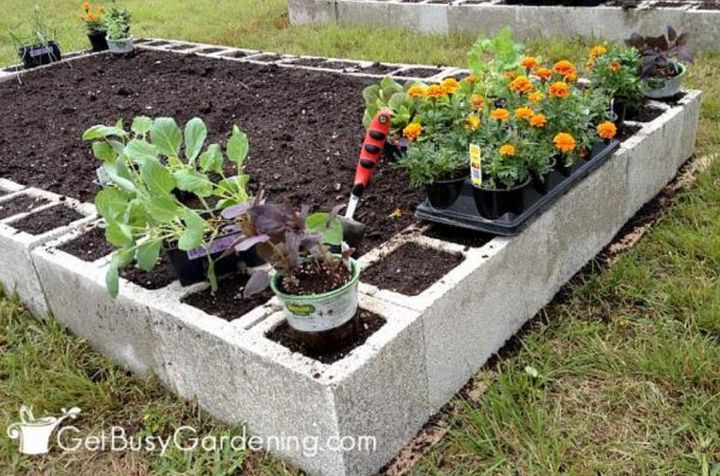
470 144 482 186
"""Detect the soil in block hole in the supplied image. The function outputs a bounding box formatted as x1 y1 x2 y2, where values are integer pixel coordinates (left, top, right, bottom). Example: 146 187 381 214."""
398 67 443 78
424 224 493 248
363 242 464 296
617 124 641 143
363 63 398 75
630 105 664 123
182 273 273 321
121 255 177 290
0 195 50 220
267 310 386 365
59 227 115 262
10 204 83 235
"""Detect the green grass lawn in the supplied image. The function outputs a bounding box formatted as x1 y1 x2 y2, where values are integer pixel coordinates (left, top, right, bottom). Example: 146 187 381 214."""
1 1 719 474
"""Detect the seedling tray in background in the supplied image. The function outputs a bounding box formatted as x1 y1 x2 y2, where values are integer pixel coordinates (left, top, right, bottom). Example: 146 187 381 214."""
415 140 621 236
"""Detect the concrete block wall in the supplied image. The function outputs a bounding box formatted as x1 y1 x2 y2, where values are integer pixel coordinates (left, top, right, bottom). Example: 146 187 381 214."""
289 0 720 52
0 42 703 475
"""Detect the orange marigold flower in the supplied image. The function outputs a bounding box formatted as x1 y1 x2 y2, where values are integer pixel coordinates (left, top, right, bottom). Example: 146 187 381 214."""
87 12 96 20
554 132 576 153
590 45 607 59
407 84 427 98
466 114 481 131
509 75 533 94
441 78 460 94
534 67 552 82
470 94 485 109
564 71 578 82
426 84 448 98
514 107 534 120
82 1 91 11
403 123 423 141
528 91 544 104
505 71 518 80
464 75 478 84
499 144 516 156
490 108 510 121
520 56 539 70
596 121 617 140
549 81 571 98
529 114 547 128
609 61 622 73
553 60 576 77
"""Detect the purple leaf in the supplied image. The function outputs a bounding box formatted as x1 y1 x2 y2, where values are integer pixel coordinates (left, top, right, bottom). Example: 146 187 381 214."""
235 234 270 252
243 270 271 298
667 25 677 42
221 202 251 219
253 204 289 235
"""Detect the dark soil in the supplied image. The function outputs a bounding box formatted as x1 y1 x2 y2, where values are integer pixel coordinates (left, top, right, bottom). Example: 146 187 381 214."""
698 1 720 9
617 124 642 142
656 91 687 107
630 105 664 123
182 272 273 321
423 224 493 248
362 62 400 75
400 67 444 78
290 58 360 71
250 54 281 62
167 44 195 51
0 195 50 220
280 260 352 295
120 254 177 290
652 1 684 6
197 47 223 54
363 242 464 296
58 226 115 262
10 204 84 235
267 309 385 364
0 50 423 254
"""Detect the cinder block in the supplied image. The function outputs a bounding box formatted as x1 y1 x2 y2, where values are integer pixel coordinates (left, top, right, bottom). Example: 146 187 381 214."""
150 293 427 476
288 0 337 25
447 4 517 35
0 178 25 193
0 190 95 317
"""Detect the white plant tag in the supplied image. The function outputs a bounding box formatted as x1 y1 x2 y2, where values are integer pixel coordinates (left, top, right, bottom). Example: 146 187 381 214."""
470 144 482 186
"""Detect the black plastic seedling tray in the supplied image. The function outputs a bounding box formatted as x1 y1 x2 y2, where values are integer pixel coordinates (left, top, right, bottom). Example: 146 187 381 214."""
416 139 621 236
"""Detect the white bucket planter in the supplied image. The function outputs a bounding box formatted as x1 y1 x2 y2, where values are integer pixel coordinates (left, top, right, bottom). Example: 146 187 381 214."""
271 258 360 332
107 37 134 55
644 63 686 99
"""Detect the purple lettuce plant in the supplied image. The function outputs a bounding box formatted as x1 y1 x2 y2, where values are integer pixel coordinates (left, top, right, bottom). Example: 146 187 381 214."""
626 26 694 78
221 193 350 297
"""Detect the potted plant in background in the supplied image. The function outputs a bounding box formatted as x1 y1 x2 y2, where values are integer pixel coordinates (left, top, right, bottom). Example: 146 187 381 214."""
625 26 694 99
586 45 644 124
224 197 359 352
9 8 61 69
105 1 133 55
80 1 108 52
83 116 253 296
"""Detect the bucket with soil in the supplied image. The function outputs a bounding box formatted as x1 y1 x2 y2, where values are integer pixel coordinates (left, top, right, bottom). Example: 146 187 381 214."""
271 257 361 352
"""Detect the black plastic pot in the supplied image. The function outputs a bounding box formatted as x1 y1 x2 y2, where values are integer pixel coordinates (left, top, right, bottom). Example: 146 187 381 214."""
472 178 531 220
427 174 468 209
87 30 109 52
531 158 556 195
383 141 407 162
164 242 239 286
18 41 61 69
612 97 640 125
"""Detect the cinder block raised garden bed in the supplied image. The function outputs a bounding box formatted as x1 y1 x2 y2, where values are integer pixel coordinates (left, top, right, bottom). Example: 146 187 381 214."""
288 0 720 51
0 41 702 475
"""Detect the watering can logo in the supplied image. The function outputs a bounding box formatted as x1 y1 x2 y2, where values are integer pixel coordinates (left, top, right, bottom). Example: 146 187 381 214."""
7 406 81 455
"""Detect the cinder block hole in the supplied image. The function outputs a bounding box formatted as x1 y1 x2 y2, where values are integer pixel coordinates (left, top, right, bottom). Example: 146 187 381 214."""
395 67 444 78
57 225 114 263
9 203 83 235
0 194 49 220
146 40 171 47
362 63 399 75
182 272 272 322
250 54 281 63
221 50 249 58
362 242 465 296
423 223 493 248
121 254 177 290
166 44 195 51
265 309 386 365
197 47 224 54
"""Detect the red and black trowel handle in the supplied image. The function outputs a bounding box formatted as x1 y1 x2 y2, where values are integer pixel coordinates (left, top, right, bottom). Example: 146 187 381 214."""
345 109 392 219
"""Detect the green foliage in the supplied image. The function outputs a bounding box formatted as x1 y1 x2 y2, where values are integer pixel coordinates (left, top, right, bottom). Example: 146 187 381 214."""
362 77 416 139
84 116 252 297
589 46 644 110
8 6 57 54
395 140 468 188
467 26 524 78
105 2 131 41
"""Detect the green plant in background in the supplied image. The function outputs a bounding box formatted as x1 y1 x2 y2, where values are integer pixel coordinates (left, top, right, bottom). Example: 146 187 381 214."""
587 44 644 110
83 116 251 297
8 6 57 54
104 1 131 42
467 26 525 97
362 76 416 142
